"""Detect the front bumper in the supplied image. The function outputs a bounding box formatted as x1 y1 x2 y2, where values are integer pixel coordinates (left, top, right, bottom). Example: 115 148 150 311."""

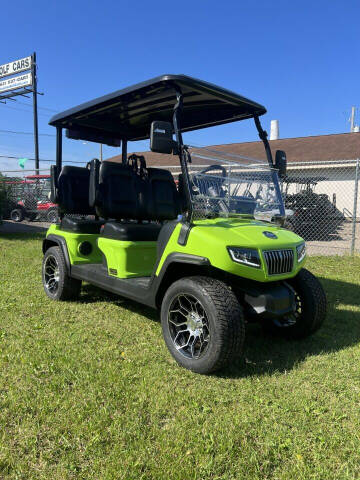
243 282 295 319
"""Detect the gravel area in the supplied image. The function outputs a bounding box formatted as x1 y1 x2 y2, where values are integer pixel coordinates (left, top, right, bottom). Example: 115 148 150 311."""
306 220 359 256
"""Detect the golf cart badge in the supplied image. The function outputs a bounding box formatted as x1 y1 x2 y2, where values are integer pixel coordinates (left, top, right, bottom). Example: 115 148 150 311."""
263 231 277 239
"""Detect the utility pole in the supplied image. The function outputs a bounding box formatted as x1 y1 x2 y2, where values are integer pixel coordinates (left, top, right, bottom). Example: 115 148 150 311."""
100 143 103 161
32 52 39 174
350 106 356 133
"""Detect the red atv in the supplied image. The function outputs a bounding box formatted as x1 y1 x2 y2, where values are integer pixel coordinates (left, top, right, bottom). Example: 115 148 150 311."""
9 175 59 223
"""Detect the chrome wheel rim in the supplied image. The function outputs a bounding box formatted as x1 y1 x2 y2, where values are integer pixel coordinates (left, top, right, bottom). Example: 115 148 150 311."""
274 284 301 328
43 255 60 294
167 294 210 359
11 211 20 221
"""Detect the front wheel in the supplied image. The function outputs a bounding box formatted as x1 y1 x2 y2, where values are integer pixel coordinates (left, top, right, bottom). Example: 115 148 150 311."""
161 276 245 374
262 268 326 339
10 208 24 222
42 246 82 301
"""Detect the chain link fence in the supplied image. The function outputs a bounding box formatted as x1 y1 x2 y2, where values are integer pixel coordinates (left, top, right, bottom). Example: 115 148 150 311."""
281 160 360 255
1 160 360 256
0 169 59 224
163 159 360 256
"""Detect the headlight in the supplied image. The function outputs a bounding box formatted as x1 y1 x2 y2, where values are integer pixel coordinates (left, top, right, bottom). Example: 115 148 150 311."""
296 243 306 262
228 247 261 268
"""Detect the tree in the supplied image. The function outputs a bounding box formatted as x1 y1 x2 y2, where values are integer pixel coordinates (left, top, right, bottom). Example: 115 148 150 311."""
0 173 18 222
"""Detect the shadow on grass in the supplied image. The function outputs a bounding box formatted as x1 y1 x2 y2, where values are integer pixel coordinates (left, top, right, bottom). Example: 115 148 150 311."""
79 284 158 322
222 276 360 378
0 222 46 240
79 277 360 378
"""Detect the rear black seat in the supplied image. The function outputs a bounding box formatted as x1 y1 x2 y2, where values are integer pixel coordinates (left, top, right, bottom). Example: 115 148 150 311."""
89 159 180 242
90 161 145 220
54 165 103 234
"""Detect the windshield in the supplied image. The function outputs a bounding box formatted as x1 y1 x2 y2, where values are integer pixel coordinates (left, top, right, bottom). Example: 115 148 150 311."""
186 147 285 222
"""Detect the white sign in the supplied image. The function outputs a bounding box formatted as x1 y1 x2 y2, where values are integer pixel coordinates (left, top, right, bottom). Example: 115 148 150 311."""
0 72 32 94
0 56 32 79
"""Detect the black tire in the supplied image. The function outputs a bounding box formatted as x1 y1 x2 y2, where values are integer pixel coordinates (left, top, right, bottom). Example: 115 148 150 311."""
10 208 24 222
161 276 245 374
42 246 82 301
262 268 326 339
47 208 59 223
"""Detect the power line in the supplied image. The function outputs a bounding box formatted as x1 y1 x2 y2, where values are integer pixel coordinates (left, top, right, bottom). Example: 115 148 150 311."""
10 100 57 112
0 129 55 137
0 103 50 117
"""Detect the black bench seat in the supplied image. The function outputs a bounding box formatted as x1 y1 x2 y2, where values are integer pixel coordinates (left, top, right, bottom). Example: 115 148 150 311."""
60 216 104 234
101 222 162 241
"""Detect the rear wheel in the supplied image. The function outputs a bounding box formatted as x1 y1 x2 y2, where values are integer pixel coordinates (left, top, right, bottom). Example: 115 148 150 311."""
42 246 81 301
10 208 24 222
262 268 326 338
161 276 245 374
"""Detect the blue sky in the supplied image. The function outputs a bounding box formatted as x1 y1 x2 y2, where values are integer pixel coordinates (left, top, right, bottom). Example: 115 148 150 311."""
0 0 359 172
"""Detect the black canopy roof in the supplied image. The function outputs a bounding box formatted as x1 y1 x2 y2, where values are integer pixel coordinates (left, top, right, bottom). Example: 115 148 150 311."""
49 74 266 142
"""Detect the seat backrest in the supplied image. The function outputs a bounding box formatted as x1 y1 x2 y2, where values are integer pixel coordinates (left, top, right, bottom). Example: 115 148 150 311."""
57 165 95 215
94 161 144 220
145 168 180 221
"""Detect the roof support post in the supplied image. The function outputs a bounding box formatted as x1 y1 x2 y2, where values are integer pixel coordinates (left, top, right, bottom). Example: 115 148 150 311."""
122 140 127 164
254 116 285 218
173 90 193 221
56 127 62 170
254 115 274 168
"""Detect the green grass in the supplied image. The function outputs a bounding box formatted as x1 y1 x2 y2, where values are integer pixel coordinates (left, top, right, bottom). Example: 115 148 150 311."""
0 232 360 479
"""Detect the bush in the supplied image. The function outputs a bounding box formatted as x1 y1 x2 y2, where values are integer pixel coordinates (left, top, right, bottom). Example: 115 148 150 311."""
0 178 6 223
0 174 16 223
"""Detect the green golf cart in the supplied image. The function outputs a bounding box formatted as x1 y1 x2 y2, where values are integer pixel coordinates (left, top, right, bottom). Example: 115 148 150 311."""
42 75 326 374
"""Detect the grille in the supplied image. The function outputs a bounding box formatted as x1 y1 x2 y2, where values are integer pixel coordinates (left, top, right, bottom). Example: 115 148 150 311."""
263 249 294 275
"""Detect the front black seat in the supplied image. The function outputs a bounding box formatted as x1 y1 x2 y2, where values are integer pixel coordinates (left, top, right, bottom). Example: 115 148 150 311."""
91 160 179 242
55 165 103 234
145 168 180 221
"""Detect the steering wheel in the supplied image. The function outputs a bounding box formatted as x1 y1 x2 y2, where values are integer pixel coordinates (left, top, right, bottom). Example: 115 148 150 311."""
194 164 229 216
199 164 227 177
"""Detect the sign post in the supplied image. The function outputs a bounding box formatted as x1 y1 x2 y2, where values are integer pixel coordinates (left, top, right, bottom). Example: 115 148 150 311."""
32 52 39 174
0 53 40 174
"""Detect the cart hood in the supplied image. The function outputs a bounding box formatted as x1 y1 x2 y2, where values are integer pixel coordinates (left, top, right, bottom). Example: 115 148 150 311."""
192 218 303 250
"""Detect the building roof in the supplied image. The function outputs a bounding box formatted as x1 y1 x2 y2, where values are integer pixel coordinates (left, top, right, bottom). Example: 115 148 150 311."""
106 132 360 166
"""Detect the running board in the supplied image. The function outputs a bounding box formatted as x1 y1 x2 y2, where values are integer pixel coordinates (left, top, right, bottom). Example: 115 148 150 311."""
71 264 156 308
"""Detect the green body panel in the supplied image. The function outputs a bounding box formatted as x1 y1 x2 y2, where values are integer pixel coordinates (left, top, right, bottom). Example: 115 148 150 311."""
97 237 157 278
156 218 306 282
47 217 305 283
46 224 102 264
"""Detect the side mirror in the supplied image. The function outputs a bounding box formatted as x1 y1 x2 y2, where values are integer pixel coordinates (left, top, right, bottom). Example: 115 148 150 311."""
275 150 287 178
150 121 174 154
